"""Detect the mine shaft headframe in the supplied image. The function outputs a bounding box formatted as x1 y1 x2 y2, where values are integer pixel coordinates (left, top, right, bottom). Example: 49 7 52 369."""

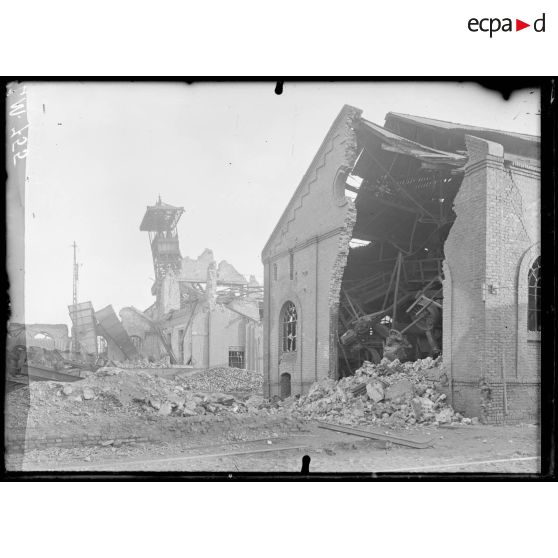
139 196 185 233
140 197 185 283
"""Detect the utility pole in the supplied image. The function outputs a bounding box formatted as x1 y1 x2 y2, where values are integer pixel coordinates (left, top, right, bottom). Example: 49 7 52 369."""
72 241 79 356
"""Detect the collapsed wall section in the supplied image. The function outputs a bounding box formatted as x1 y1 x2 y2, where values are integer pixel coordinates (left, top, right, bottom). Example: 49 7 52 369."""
334 167 461 376
328 199 357 379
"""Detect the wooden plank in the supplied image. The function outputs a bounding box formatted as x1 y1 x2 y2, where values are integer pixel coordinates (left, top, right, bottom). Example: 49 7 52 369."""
26 365 84 383
317 421 434 449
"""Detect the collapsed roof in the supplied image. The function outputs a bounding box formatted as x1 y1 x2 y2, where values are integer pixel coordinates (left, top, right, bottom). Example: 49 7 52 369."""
384 112 540 154
337 109 540 372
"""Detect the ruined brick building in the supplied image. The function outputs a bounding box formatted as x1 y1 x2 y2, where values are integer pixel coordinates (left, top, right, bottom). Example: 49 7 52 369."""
262 105 540 423
59 199 263 371
7 323 72 352
118 199 263 371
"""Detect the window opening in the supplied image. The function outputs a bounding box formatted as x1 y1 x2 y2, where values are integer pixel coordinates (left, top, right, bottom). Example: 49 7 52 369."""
130 335 142 352
289 252 294 280
528 256 541 332
282 301 297 352
96 335 108 355
228 347 245 369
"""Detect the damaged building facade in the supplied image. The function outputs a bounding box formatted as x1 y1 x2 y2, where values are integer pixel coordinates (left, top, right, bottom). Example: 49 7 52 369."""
262 105 540 423
117 199 263 371
19 323 72 352
9 199 263 379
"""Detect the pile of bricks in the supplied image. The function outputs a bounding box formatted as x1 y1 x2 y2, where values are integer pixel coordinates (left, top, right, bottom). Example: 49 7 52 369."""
179 366 263 394
275 357 478 428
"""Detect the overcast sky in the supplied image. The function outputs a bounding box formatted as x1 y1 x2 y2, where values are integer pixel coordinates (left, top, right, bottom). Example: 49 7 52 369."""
20 81 539 327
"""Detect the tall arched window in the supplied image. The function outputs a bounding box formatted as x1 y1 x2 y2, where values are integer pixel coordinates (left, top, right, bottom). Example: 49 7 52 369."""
527 256 541 332
96 335 108 356
281 301 297 352
130 335 143 352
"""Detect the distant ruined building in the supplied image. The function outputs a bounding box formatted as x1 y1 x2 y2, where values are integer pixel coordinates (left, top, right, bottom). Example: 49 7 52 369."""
12 197 263 374
118 198 263 371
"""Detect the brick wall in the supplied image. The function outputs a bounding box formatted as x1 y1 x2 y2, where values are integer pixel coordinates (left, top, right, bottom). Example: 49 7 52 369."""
443 135 540 423
328 200 357 379
25 324 71 351
262 106 361 398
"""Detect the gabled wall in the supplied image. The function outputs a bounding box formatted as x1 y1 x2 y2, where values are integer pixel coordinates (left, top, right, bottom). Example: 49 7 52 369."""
262 105 361 398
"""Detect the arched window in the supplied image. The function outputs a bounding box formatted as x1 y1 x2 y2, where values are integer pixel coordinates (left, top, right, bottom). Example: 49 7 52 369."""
31 331 55 349
96 335 108 356
527 256 541 332
33 332 53 341
281 301 297 352
130 335 142 352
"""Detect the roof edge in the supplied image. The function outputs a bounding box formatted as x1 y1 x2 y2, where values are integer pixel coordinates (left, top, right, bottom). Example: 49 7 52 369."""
386 112 540 142
261 104 362 259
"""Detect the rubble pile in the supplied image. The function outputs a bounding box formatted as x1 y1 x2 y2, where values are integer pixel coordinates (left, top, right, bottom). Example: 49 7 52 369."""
111 357 183 369
278 357 477 428
7 357 474 433
7 366 266 428
179 366 263 394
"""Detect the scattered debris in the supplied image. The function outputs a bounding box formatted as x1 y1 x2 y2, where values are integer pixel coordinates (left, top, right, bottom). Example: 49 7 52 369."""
111 357 177 369
6 366 265 432
274 357 475 428
180 366 263 394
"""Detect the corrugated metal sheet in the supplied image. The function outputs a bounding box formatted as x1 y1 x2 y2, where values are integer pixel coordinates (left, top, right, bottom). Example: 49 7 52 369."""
68 301 97 354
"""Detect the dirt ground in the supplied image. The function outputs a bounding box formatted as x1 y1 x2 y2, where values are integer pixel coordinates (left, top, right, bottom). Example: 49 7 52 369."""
11 421 540 474
5 362 540 475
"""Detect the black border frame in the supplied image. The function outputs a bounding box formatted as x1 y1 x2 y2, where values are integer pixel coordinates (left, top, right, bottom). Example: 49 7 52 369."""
1 77 555 481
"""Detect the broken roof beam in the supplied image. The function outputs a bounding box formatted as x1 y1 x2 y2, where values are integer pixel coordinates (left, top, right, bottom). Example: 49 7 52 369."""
358 187 426 216
359 119 467 167
359 149 441 224
344 270 393 295
380 143 465 169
